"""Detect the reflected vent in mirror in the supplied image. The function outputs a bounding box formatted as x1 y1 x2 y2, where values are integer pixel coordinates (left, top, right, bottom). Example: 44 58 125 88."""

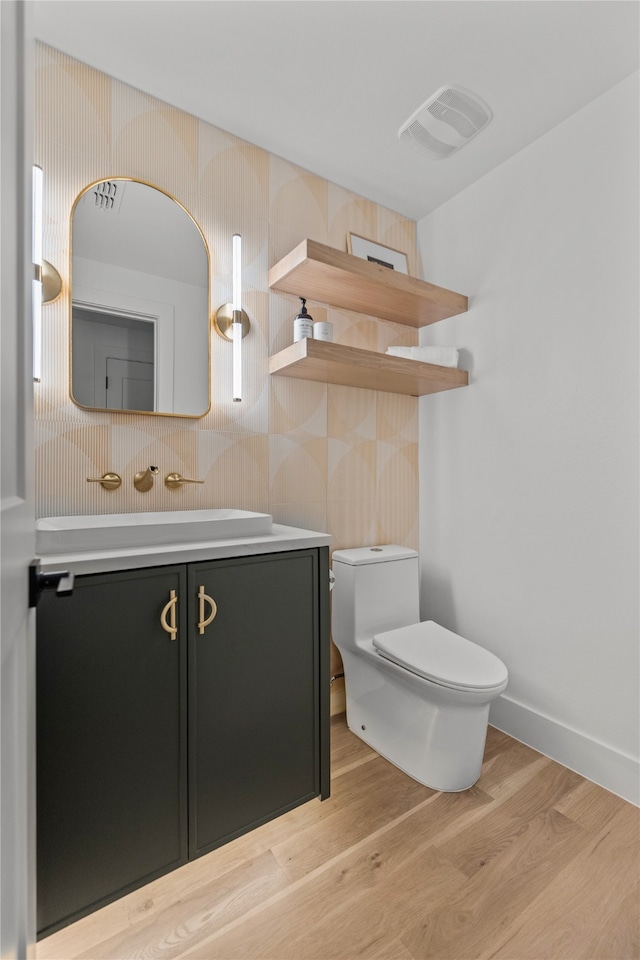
82 180 126 214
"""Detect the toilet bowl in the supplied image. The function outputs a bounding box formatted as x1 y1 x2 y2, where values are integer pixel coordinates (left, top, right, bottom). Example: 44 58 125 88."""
331 545 508 792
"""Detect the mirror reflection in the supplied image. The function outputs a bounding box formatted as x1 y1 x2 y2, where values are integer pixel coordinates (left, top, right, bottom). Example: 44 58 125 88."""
71 179 210 417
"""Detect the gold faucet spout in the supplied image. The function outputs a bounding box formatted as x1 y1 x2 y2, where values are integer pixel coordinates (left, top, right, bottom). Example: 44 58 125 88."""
134 466 159 492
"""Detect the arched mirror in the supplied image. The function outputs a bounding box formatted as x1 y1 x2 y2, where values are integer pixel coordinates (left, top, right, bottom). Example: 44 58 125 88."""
71 179 210 417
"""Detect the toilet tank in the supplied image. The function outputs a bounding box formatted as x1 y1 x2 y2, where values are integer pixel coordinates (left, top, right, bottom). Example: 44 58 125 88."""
332 545 420 651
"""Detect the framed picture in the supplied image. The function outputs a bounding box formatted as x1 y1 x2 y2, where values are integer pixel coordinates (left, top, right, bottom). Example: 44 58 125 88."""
347 233 409 274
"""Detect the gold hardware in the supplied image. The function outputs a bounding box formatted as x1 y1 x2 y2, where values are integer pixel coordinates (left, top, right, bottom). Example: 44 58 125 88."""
197 585 217 635
86 472 122 491
164 472 205 490
160 589 178 640
42 259 62 303
213 303 250 341
134 465 159 492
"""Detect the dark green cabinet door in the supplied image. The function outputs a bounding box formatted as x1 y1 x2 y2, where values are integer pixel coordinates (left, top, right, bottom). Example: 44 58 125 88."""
36 566 188 937
188 550 320 857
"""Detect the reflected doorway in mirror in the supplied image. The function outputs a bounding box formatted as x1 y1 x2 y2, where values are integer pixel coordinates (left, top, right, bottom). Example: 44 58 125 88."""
72 304 156 411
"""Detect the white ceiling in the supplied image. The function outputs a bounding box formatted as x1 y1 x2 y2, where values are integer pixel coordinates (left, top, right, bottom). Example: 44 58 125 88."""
32 0 639 220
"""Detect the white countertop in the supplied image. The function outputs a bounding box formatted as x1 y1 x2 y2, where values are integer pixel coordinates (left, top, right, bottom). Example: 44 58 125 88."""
38 524 332 576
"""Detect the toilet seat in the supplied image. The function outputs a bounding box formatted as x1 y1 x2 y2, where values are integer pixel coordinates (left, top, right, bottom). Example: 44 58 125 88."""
372 620 508 692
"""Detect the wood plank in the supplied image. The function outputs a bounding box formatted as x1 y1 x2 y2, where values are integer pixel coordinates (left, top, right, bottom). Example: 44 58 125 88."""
483 802 640 959
269 338 468 397
359 937 417 959
554 774 632 832
271 756 436 882
402 808 587 959
481 725 519 763
71 851 289 960
268 239 468 327
330 715 378 778
475 736 548 802
436 760 584 878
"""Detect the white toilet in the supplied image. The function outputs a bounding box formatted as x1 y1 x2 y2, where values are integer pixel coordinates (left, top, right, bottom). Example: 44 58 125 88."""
331 544 508 792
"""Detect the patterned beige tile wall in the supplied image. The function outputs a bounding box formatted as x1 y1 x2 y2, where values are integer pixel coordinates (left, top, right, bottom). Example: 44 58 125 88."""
34 44 419 569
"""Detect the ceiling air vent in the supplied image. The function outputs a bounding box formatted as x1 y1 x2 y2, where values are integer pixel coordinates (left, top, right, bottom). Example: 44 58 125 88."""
399 84 492 160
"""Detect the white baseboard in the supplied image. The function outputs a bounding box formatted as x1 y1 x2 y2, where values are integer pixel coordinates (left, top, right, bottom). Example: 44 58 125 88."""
489 695 639 806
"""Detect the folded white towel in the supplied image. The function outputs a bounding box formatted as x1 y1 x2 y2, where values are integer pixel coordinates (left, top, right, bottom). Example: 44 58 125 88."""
386 345 460 368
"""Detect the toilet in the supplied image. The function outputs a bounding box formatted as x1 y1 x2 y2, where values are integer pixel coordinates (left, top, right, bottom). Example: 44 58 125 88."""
331 544 508 792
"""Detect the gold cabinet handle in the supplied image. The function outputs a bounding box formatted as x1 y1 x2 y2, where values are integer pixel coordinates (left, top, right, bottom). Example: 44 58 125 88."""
160 589 178 640
165 472 205 490
86 472 122 490
198 585 217 635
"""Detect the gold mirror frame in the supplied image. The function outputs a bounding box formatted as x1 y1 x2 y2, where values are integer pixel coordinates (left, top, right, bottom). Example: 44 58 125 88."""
69 177 212 418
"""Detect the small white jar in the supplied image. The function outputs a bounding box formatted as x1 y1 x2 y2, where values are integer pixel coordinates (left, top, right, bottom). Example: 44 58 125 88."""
313 321 333 342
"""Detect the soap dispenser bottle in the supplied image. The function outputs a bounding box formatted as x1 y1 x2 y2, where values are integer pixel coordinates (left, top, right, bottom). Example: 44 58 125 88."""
293 298 314 342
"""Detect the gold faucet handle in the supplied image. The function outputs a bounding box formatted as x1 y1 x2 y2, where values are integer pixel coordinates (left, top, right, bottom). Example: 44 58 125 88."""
86 472 122 490
165 472 205 490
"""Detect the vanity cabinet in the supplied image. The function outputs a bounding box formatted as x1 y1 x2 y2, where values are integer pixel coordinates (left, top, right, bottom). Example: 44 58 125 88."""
37 547 329 937
187 552 323 858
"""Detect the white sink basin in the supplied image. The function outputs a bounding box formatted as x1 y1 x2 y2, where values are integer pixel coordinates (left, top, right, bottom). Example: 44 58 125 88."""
36 509 273 554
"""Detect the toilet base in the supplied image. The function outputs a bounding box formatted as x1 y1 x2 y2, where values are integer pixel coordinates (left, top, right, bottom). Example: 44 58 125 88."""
341 648 497 792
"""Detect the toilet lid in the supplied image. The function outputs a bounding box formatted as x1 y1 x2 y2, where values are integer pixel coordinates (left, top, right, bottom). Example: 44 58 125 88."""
372 620 508 691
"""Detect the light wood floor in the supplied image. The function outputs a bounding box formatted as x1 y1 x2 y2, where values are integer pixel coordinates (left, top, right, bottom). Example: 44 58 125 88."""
38 716 639 960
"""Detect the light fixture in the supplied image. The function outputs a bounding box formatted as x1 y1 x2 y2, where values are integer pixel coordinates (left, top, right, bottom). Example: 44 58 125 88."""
32 165 63 382
214 233 250 402
32 165 43 382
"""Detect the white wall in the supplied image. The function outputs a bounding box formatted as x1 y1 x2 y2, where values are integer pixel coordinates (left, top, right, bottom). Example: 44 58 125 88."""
417 73 639 804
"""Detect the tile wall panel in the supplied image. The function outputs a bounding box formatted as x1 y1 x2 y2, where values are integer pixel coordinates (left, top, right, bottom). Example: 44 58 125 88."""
34 44 421 672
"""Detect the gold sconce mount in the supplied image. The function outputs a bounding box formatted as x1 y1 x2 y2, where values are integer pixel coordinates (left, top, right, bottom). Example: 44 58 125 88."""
41 260 62 304
213 304 250 341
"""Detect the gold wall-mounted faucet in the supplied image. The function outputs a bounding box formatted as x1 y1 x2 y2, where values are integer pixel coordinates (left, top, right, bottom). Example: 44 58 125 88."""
134 466 159 492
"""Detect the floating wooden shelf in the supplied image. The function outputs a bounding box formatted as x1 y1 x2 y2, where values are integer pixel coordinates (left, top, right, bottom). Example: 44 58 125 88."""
268 339 468 397
268 239 468 327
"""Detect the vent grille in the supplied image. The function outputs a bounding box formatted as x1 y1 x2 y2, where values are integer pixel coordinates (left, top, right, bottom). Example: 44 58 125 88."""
427 100 477 139
438 88 490 130
81 180 125 214
401 123 457 158
398 84 493 160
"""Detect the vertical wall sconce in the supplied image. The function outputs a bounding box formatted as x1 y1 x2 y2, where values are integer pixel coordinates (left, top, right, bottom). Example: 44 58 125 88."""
32 165 62 382
214 233 250 402
32 165 43 381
